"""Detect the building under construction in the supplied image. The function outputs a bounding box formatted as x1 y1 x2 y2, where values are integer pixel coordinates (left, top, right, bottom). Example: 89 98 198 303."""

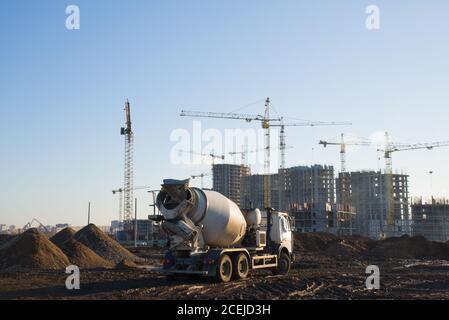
212 164 250 207
240 174 281 210
337 171 411 239
411 198 449 242
279 165 335 232
334 203 357 236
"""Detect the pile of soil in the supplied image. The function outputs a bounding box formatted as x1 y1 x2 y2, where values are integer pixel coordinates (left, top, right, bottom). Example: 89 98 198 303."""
0 229 70 270
294 233 374 258
50 227 76 247
58 239 113 269
369 235 449 259
74 224 140 263
294 232 449 260
294 232 339 252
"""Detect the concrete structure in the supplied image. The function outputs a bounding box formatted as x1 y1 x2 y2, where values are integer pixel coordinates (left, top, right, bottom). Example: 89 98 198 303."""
334 204 357 236
241 174 281 210
212 164 250 207
279 165 335 232
412 198 449 242
337 171 410 239
290 203 334 233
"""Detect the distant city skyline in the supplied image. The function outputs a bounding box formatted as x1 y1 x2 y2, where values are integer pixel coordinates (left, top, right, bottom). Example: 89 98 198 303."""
1 1 449 226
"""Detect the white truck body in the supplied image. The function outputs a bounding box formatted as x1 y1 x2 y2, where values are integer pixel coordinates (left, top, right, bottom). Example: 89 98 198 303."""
152 179 294 282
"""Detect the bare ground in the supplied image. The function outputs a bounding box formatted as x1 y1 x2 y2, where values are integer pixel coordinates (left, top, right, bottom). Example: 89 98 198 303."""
1 250 448 300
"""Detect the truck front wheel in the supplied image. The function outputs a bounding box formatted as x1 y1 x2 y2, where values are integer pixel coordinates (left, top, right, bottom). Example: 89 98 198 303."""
216 254 233 283
232 253 249 280
273 252 291 275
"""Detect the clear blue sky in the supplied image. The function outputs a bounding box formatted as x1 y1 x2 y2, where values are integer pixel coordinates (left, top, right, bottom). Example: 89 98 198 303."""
1 0 449 227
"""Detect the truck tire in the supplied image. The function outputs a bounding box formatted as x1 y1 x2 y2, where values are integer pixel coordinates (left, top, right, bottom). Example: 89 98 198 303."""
216 254 233 283
232 253 249 280
273 252 290 275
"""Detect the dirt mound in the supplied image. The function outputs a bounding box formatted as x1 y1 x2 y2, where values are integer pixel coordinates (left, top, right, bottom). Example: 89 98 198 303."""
50 227 76 247
0 229 70 270
58 239 113 269
116 258 138 269
293 232 373 258
324 241 362 257
74 224 139 263
294 232 339 253
294 232 449 259
369 235 449 259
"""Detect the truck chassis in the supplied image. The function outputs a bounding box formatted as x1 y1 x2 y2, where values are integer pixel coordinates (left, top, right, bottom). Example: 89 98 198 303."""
160 246 293 282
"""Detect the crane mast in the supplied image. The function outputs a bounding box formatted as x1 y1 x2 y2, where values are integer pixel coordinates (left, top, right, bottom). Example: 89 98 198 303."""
121 99 134 225
263 98 271 208
340 133 346 173
384 132 394 235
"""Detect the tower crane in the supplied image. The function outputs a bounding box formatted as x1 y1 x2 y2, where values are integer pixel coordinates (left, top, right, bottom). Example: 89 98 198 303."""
319 134 372 173
120 99 134 227
181 97 351 208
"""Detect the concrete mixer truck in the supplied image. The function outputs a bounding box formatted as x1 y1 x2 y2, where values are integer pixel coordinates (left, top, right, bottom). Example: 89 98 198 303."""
151 179 294 282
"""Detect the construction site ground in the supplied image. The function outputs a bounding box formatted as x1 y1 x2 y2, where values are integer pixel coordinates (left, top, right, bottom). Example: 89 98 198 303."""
1 248 449 300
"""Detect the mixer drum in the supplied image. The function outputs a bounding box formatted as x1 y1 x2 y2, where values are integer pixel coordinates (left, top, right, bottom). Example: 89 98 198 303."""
195 189 247 247
157 182 247 248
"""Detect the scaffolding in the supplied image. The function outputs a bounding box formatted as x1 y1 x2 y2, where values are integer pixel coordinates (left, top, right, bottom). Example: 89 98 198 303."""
335 204 357 236
290 202 334 233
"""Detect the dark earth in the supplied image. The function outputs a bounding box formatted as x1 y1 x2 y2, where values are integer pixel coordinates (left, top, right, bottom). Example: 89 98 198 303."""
1 247 449 300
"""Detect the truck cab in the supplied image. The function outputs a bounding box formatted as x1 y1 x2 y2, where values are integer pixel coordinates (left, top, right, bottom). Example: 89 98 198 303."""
269 211 294 259
263 210 294 276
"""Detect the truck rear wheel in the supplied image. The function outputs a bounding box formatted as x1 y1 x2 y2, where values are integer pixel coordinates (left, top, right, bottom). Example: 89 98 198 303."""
232 253 249 280
273 252 291 275
216 254 233 283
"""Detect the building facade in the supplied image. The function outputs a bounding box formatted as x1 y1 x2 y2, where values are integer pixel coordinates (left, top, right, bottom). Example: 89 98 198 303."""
279 165 335 232
212 164 251 207
240 174 280 210
337 171 410 239
412 198 449 242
